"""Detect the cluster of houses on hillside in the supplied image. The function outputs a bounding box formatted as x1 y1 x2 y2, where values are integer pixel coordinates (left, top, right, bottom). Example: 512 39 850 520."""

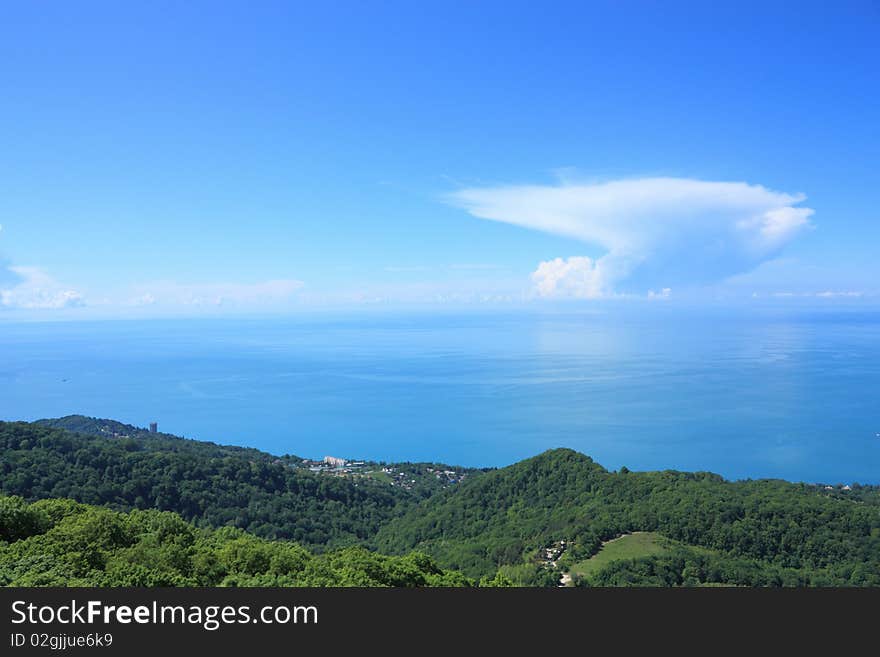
425 467 465 485
300 456 367 475
540 540 568 569
296 456 469 491
823 484 853 491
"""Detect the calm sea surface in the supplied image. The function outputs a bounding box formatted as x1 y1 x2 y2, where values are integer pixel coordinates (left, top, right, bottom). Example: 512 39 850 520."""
2 310 879 483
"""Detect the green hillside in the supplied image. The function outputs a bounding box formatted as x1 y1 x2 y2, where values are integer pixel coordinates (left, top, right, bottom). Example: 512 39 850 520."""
0 495 471 587
375 449 880 585
567 532 675 581
0 419 407 548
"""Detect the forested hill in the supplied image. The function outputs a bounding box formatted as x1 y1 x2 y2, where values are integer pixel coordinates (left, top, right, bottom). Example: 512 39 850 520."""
0 495 472 587
374 449 880 586
36 415 300 462
377 449 612 576
0 419 410 548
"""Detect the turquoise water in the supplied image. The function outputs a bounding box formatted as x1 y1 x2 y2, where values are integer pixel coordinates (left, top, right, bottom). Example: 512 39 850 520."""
2 310 879 483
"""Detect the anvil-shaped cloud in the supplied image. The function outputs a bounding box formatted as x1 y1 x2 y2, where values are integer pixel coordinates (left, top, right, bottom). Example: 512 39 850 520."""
450 177 814 297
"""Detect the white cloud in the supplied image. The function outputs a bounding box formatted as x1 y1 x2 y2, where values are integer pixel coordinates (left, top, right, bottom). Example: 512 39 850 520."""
530 256 610 299
762 290 865 299
131 279 305 308
815 290 863 298
128 293 156 306
450 177 814 297
0 266 85 309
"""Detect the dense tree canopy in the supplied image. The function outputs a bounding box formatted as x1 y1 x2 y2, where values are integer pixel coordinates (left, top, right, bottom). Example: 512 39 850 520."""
0 495 472 587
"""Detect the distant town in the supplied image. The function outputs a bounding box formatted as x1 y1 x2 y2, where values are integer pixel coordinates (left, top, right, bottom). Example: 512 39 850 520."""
295 456 471 492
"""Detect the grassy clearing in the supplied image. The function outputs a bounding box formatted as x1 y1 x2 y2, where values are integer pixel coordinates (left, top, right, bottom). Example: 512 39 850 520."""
567 531 673 581
365 470 393 484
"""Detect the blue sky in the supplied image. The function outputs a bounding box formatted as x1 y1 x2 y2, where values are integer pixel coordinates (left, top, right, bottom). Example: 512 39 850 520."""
1 1 878 316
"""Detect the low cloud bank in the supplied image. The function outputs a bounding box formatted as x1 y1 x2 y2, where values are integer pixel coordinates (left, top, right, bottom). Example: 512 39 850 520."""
0 266 85 309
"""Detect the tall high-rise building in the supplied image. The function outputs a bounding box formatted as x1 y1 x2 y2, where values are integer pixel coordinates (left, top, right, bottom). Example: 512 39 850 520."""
149 422 158 433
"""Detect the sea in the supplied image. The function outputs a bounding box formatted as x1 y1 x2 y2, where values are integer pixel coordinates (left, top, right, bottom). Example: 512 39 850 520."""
2 308 879 484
